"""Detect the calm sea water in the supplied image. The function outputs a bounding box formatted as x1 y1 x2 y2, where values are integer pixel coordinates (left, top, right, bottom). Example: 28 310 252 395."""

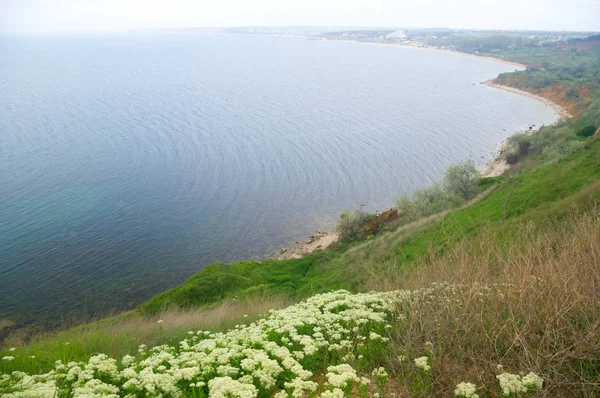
0 34 558 328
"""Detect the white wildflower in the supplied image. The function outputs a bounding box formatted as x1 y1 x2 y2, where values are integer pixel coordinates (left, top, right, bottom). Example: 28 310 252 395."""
325 364 360 389
521 372 543 390
497 372 526 396
320 388 345 398
372 367 388 380
414 356 431 371
454 382 479 398
208 376 258 398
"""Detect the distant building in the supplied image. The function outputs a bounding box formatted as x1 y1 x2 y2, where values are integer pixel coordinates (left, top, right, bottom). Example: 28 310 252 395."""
386 29 407 41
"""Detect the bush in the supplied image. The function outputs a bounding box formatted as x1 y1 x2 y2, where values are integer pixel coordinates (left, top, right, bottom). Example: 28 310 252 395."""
565 86 579 100
526 72 557 89
394 161 480 224
541 139 585 162
337 210 369 241
576 125 597 138
517 136 532 156
396 184 463 222
444 161 480 200
506 151 519 165
580 99 600 128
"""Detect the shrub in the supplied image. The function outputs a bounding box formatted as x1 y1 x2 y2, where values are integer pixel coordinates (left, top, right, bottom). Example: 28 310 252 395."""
576 125 597 138
580 99 600 128
396 184 463 222
526 72 556 89
337 210 369 241
565 86 579 100
505 151 519 165
516 136 532 156
444 161 480 200
540 139 584 162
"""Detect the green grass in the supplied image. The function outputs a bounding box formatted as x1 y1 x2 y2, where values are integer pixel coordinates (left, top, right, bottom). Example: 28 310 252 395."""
137 246 352 316
0 295 293 375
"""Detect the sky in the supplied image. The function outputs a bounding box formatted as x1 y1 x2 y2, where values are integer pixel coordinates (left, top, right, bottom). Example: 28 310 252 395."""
1 0 600 34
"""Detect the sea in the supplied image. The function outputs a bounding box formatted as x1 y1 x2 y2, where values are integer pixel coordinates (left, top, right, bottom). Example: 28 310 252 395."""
0 33 559 329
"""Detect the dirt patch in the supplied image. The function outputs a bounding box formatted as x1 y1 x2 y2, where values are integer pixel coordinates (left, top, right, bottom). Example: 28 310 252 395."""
274 228 341 260
362 208 400 236
481 158 510 178
274 209 401 260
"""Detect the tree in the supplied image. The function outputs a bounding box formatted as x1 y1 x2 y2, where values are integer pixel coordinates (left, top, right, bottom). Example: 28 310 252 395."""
443 161 480 200
565 86 579 100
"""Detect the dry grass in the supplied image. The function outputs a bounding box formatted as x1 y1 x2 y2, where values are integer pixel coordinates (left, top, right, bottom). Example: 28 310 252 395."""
364 208 600 397
325 186 499 285
0 294 293 374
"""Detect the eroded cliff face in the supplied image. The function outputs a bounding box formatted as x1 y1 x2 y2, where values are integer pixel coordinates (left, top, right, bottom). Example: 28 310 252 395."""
361 208 400 236
494 75 593 117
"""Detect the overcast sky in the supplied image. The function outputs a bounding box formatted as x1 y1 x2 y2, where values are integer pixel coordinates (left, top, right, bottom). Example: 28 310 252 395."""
2 0 599 34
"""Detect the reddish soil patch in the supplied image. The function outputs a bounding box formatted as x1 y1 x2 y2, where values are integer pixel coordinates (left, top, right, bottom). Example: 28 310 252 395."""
362 208 400 236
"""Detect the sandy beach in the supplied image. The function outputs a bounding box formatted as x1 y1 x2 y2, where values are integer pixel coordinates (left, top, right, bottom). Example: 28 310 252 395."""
484 80 571 120
274 228 340 260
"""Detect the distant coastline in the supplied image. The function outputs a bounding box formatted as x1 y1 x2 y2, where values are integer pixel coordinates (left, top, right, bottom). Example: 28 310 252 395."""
319 37 528 69
220 32 566 119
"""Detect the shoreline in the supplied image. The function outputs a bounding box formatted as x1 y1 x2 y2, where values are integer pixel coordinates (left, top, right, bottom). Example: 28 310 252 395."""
480 80 572 178
270 37 569 257
322 38 527 69
274 228 341 260
484 80 572 120
194 31 574 261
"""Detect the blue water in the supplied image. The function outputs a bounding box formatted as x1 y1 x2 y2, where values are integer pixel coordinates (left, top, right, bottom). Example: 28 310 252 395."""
0 34 558 328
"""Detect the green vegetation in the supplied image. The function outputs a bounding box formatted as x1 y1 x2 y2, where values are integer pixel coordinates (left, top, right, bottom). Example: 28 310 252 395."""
337 210 370 241
137 252 343 316
395 161 479 222
395 183 463 222
495 41 600 89
505 98 599 165
443 161 481 199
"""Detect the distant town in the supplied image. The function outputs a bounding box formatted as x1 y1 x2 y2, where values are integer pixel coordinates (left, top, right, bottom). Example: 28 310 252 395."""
150 26 600 55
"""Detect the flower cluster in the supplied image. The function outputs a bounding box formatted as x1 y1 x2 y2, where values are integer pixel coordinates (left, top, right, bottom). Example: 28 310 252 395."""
454 382 478 398
0 287 547 398
496 371 543 397
0 290 399 398
413 356 430 371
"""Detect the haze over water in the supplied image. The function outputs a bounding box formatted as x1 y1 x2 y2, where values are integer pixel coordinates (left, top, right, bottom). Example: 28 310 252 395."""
0 33 558 327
